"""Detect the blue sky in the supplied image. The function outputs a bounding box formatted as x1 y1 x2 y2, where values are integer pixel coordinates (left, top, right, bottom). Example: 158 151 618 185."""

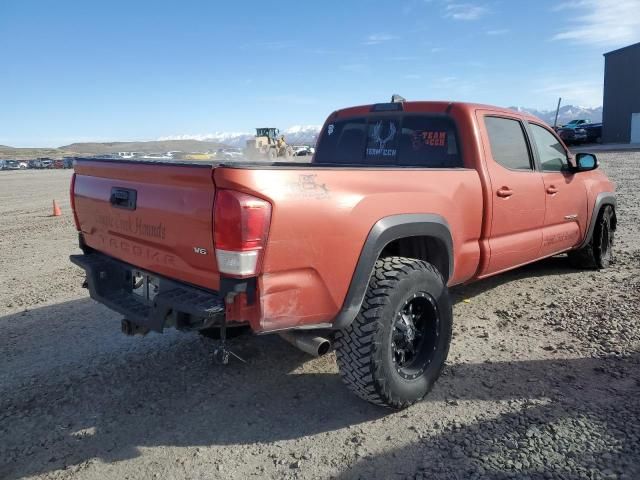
1 0 639 147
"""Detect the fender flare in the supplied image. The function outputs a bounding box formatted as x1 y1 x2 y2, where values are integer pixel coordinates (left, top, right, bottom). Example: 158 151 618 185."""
332 214 453 329
577 192 616 249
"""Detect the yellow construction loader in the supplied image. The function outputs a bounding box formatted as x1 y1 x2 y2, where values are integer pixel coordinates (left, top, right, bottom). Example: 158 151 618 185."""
244 128 294 160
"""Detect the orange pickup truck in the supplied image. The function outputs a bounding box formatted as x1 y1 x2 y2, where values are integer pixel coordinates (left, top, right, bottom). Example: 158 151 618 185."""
70 98 616 409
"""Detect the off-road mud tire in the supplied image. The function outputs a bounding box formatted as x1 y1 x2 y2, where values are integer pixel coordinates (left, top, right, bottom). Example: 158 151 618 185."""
334 257 452 409
568 205 615 269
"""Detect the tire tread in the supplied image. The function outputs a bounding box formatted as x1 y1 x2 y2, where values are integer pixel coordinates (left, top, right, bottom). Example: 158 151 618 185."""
334 256 445 409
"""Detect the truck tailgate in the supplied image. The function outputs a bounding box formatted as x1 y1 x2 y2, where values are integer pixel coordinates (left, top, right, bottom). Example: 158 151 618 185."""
73 160 219 290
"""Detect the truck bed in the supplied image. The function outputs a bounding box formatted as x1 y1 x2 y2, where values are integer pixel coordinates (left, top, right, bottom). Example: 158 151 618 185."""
72 157 484 331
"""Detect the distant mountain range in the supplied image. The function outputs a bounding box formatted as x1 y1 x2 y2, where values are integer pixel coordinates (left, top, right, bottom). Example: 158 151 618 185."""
0 105 603 160
508 105 603 126
159 106 603 146
158 125 322 148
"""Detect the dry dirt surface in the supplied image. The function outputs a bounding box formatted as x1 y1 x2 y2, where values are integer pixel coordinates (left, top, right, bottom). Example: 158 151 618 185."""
1 157 639 480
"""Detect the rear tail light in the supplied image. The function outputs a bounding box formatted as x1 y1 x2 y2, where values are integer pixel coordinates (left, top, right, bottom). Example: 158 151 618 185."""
70 173 80 231
214 189 271 277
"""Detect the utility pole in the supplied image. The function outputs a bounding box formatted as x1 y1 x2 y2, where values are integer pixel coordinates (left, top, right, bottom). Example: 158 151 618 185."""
553 97 562 129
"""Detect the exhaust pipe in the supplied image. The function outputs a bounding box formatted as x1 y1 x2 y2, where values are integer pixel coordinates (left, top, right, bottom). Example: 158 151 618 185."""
279 331 331 357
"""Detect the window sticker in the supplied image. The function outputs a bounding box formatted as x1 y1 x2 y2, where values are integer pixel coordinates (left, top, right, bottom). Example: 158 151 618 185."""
327 124 334 136
412 131 447 149
366 121 397 157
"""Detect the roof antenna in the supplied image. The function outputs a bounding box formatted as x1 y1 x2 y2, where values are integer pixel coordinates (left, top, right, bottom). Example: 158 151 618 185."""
391 94 406 103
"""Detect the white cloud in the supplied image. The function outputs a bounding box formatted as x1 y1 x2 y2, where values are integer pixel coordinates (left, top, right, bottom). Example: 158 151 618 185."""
553 0 640 47
388 55 419 61
486 29 509 35
534 79 603 107
340 63 368 72
444 3 489 21
363 33 399 45
260 41 290 50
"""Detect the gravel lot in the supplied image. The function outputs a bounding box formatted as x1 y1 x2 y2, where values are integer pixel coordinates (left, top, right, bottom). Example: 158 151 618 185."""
1 155 639 480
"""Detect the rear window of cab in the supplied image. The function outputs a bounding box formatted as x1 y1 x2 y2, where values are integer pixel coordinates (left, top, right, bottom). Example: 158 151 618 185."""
313 115 462 168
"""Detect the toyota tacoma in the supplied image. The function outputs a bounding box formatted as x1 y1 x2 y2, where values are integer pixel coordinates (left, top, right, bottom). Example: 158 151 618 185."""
70 98 616 409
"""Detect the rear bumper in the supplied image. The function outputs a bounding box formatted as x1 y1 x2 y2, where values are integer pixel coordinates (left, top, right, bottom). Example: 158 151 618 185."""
70 253 225 332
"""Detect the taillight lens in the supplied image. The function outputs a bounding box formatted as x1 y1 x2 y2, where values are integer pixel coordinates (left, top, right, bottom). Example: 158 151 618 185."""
214 189 271 277
70 173 81 231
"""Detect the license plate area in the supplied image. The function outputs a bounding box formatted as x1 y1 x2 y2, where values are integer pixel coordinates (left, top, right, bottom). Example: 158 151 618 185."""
131 270 160 303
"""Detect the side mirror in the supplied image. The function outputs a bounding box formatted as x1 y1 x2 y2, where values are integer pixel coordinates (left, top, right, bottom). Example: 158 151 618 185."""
573 152 598 172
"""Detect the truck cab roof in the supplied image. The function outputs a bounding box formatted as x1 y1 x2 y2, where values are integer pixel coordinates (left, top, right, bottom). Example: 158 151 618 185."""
331 101 544 125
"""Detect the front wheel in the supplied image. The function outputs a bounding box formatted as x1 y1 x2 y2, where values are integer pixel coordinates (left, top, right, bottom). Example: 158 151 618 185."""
568 205 615 269
334 257 452 409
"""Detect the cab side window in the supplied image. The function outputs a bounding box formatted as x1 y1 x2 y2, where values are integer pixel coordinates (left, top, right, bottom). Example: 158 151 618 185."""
529 123 568 172
485 117 532 171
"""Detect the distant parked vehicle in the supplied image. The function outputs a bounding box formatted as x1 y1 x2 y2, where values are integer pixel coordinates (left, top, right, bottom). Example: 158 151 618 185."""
583 123 603 144
294 146 314 156
63 157 75 168
557 127 587 145
4 160 21 170
19 161 28 169
214 148 243 160
563 119 591 128
32 158 53 169
0 160 5 170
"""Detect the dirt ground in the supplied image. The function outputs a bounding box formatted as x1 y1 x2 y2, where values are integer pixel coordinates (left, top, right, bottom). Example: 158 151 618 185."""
1 156 639 480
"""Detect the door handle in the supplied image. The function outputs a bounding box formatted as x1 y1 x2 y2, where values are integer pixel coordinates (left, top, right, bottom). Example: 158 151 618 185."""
110 187 137 210
546 185 558 195
496 187 513 198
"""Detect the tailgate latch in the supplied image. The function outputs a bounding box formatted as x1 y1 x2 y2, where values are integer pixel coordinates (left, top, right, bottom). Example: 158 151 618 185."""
110 187 137 210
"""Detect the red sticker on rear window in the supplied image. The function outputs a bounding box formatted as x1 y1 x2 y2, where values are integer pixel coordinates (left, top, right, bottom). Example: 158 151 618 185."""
412 131 447 149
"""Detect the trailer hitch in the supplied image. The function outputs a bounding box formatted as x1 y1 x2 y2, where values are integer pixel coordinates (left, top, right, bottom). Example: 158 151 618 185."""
213 323 246 365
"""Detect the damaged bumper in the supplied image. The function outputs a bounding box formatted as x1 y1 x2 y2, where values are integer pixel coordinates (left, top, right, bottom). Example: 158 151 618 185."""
70 252 225 332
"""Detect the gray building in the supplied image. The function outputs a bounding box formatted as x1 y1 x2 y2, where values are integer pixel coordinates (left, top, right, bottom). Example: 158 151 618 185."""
602 42 640 144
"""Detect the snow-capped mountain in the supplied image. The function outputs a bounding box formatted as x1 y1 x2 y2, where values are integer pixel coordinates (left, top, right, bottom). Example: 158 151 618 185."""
159 125 321 147
508 105 602 126
157 131 253 147
159 105 602 147
281 125 321 145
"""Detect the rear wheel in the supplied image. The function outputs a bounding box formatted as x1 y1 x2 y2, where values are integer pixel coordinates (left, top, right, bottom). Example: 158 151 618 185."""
334 257 452 409
568 205 615 269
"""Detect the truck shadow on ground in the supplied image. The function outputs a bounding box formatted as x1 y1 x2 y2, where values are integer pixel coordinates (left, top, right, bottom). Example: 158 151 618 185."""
450 254 580 304
338 353 640 479
0 298 382 479
0 256 625 479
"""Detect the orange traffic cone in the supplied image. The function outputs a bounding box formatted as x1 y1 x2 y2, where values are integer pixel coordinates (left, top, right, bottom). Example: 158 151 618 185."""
52 200 62 217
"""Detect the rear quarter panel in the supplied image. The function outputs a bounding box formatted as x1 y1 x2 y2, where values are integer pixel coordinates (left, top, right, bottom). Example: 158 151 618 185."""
215 166 483 331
